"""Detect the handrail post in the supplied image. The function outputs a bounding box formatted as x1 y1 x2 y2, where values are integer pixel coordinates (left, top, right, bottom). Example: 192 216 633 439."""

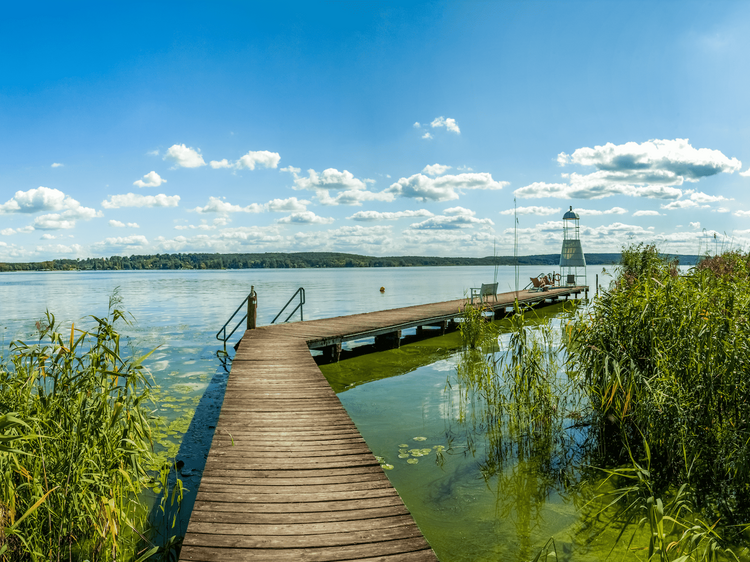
247 286 257 330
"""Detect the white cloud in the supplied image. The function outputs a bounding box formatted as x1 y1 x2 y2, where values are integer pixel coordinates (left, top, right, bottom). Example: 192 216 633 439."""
1 186 75 214
276 211 334 225
109 220 139 228
288 168 393 206
209 159 233 169
147 149 159 156
457 165 473 172
576 207 628 216
316 189 394 206
348 209 434 222
690 222 701 229
633 210 662 216
741 168 750 177
422 164 452 177
235 150 281 170
409 206 494 230
558 138 741 180
413 122 421 129
388 172 507 202
281 166 301 174
102 193 180 209
292 168 367 191
40 233 56 240
51 163 63 168
734 210 750 217
1 226 35 235
192 196 264 214
688 191 731 203
35 243 83 255
660 199 711 210
500 206 562 216
33 215 77 230
99 235 149 247
163 144 206 168
430 116 460 134
522 139 740 201
133 171 166 188
266 197 309 212
422 132 433 140
714 207 731 213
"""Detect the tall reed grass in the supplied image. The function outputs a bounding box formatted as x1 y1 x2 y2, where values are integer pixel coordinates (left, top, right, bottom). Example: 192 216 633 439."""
0 296 160 561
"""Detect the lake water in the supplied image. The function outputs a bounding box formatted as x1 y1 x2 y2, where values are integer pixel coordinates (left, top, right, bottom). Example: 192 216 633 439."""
0 264 615 559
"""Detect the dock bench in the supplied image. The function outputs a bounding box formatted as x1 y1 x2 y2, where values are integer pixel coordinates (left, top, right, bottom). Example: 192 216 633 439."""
470 282 498 304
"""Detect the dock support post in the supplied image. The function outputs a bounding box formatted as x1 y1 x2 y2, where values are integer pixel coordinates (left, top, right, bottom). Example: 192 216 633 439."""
375 330 401 350
322 343 342 363
247 286 257 330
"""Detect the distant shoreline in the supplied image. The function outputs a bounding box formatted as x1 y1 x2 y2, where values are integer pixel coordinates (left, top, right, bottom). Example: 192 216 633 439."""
0 251 699 272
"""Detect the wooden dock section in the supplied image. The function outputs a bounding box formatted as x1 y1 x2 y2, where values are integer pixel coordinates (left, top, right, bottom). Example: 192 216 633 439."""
179 286 585 561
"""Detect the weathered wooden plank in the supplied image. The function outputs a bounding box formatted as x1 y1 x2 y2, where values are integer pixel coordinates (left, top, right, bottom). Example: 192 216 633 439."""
186 514 417 536
179 537 434 561
189 504 409 524
190 495 406 513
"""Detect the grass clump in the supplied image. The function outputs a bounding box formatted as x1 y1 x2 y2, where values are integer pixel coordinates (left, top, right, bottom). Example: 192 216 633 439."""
569 244 750 549
0 298 160 561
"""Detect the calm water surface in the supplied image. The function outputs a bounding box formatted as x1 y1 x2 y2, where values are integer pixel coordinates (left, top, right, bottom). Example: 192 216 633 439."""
0 265 612 559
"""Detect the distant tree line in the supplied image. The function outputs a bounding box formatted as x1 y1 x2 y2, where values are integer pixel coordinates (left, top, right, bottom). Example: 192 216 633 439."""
0 251 697 272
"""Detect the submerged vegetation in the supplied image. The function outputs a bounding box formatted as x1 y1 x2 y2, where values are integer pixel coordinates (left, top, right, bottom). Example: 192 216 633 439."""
0 295 180 561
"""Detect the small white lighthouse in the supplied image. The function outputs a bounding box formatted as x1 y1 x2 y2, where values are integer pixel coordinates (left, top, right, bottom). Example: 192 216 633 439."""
559 206 587 286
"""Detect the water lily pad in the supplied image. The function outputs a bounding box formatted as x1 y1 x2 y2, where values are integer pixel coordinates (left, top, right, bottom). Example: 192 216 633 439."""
398 453 409 458
413 436 427 441
382 463 394 470
420 448 432 455
399 449 408 455
399 444 409 448
407 458 419 464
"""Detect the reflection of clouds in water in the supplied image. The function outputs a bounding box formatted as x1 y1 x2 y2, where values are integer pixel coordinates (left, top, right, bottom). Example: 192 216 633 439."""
183 360 196 365
176 371 205 378
172 382 207 392
152 360 169 371
431 358 459 372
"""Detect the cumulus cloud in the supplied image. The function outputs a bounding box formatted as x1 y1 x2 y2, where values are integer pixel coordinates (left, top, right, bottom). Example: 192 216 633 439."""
430 116 460 134
661 199 709 210
133 171 166 188
109 220 139 228
192 196 309 214
422 132 433 140
292 168 368 191
1 226 35 235
236 150 280 170
102 193 180 209
388 172 507 202
209 159 233 169
164 144 206 168
422 164 452 177
266 197 309 212
348 210 434 222
1 186 76 214
192 196 264 214
276 211 334 225
40 234 56 240
735 210 750 217
688 191 731 203
97 235 149 247
741 168 750 177
288 168 393 206
576 207 628 216
409 207 494 230
51 163 63 168
500 206 562 216
281 166 301 174
690 221 701 229
558 138 741 180
521 139 740 201
633 210 662 216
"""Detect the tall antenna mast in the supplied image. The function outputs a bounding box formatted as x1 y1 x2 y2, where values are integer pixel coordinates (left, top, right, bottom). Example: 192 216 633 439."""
514 197 519 295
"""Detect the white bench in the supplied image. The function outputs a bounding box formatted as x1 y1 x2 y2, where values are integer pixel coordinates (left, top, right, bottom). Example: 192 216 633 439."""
470 282 498 304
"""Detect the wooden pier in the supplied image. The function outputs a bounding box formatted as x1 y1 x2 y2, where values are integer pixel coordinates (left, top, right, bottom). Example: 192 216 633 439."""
179 286 585 561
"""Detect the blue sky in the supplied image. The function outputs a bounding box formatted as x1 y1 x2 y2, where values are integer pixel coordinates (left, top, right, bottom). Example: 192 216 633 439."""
2 0 750 261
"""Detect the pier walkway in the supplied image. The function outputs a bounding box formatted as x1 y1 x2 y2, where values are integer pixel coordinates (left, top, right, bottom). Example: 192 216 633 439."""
179 286 585 561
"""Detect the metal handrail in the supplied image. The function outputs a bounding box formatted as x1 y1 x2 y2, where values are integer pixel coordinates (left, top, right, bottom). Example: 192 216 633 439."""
216 287 256 344
272 287 305 324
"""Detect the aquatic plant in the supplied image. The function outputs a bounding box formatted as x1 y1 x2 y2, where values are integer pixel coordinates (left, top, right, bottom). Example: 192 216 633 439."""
0 298 159 561
569 244 750 547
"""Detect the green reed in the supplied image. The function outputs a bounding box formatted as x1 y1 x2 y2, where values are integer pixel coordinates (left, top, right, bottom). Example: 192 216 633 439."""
0 296 162 561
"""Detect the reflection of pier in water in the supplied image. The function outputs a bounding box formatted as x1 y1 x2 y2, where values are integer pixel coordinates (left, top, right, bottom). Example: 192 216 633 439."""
179 286 586 561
